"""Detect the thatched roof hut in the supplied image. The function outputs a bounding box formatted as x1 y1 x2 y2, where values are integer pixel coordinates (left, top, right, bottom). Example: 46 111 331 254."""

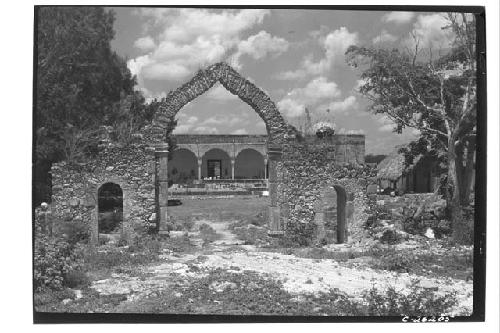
377 149 422 181
377 147 434 193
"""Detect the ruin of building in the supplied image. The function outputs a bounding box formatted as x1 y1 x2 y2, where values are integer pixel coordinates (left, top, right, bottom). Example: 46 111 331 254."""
50 63 376 246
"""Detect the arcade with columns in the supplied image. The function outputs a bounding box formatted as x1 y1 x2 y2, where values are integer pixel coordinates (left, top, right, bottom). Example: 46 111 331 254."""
168 134 270 183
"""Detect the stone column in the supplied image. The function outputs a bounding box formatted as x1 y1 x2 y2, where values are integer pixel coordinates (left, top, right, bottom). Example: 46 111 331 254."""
197 158 202 180
231 158 235 180
155 143 169 235
264 158 268 179
267 146 283 235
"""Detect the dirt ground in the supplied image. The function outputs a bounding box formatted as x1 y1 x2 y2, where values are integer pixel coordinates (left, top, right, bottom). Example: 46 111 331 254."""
40 197 473 316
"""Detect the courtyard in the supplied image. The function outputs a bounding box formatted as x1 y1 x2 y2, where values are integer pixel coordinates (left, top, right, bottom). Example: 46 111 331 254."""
35 197 473 316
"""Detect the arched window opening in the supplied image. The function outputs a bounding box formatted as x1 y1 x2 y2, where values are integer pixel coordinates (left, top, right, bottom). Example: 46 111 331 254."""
235 149 265 179
168 148 198 185
98 182 123 234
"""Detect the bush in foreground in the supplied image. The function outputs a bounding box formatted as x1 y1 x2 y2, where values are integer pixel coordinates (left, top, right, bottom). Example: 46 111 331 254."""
34 234 85 291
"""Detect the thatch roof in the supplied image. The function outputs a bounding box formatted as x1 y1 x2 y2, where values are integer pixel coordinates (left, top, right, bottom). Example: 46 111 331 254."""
377 149 422 181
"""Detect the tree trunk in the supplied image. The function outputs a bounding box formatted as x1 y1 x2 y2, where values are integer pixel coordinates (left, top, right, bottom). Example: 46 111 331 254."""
459 141 475 205
448 140 473 244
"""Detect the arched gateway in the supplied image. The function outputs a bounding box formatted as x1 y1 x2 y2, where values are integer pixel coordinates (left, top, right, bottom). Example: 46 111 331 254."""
151 62 288 235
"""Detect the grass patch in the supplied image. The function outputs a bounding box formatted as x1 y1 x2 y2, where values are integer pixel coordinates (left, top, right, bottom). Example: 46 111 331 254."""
117 268 459 316
35 287 128 313
168 197 268 222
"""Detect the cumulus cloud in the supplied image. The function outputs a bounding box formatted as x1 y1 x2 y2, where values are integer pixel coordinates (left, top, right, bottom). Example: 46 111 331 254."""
408 13 454 49
278 77 350 118
205 83 238 101
128 9 270 83
372 29 398 44
172 114 200 134
277 77 342 117
133 36 156 50
290 77 341 101
171 111 251 134
376 115 396 132
337 128 365 135
276 27 358 80
325 96 357 114
202 115 241 126
231 128 248 135
236 30 289 61
381 11 415 24
277 98 305 118
172 124 192 134
193 126 218 134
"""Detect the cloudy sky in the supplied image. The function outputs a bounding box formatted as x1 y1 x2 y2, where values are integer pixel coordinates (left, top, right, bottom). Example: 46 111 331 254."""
110 8 458 154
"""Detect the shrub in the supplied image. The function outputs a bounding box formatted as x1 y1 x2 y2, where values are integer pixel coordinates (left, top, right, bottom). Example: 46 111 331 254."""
34 288 76 307
98 210 122 233
56 220 89 245
34 235 84 291
199 223 218 244
232 225 268 245
128 235 162 254
63 269 90 288
376 252 413 273
377 228 407 245
361 280 458 315
282 222 316 247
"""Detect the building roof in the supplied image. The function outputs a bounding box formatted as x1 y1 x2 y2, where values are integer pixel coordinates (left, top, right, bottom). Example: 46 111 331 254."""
377 149 422 181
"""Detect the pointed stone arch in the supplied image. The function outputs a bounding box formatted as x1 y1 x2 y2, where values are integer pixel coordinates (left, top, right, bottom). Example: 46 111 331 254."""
151 63 287 235
152 62 288 144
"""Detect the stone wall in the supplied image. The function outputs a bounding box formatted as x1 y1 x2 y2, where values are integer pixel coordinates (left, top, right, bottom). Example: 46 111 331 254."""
50 130 374 245
50 129 162 245
276 136 376 243
374 193 450 238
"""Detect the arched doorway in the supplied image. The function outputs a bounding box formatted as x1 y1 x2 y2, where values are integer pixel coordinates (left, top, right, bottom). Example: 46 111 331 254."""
235 148 265 179
153 62 288 235
316 185 347 244
201 148 232 179
169 148 198 185
98 182 123 235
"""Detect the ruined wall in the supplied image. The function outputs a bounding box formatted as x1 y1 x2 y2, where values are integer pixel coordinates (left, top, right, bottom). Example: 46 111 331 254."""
50 127 162 244
277 135 377 243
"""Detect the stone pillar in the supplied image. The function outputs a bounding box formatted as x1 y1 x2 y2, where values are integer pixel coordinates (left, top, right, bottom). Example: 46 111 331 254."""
155 143 169 236
231 158 235 180
264 157 268 179
267 146 283 235
197 158 202 180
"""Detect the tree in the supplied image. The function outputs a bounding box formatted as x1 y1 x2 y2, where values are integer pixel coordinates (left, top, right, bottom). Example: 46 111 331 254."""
35 7 139 203
346 13 477 244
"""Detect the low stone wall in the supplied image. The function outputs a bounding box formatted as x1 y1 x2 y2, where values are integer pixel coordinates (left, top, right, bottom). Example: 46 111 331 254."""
278 138 377 244
50 139 159 245
374 193 450 238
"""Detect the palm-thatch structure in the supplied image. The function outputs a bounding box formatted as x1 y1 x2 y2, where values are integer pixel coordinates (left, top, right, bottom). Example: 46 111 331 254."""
377 149 436 194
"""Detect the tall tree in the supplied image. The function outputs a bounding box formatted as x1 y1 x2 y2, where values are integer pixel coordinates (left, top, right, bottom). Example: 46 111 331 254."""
35 7 138 203
346 13 477 244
